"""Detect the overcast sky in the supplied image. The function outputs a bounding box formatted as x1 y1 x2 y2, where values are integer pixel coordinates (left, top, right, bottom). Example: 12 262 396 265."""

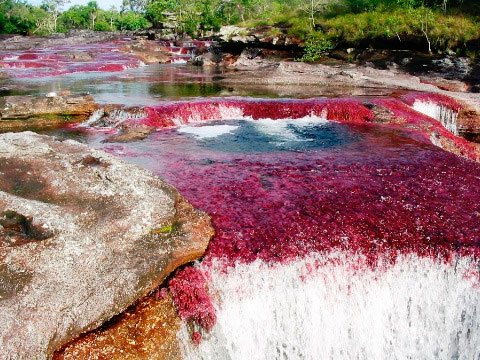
28 0 123 10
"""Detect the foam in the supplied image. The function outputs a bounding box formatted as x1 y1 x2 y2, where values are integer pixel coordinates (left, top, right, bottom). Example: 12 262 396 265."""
253 114 328 142
178 124 239 139
179 254 480 360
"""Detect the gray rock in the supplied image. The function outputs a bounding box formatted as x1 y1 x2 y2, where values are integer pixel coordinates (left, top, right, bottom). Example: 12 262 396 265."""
0 132 213 360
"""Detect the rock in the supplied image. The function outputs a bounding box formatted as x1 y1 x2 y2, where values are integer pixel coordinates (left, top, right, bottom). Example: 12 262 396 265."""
120 39 171 64
0 94 97 120
470 84 480 93
420 77 470 92
218 25 252 43
192 52 217 66
59 51 94 62
0 132 213 360
0 31 119 51
217 25 300 48
103 125 155 143
241 47 263 60
134 50 171 64
53 285 183 360
84 106 147 128
431 56 471 80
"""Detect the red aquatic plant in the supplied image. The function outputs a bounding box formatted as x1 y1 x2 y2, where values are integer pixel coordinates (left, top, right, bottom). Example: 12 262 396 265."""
134 98 374 128
168 267 216 331
400 92 462 112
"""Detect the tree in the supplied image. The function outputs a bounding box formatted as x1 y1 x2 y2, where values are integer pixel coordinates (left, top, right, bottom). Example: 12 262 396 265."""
87 1 98 29
411 6 434 53
42 0 69 32
122 0 148 13
301 0 329 29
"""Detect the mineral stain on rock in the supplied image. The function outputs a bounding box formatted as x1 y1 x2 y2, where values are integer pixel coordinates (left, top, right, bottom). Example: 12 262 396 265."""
0 264 33 300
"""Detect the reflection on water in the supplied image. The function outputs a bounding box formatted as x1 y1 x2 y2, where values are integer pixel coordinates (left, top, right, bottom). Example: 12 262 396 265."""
0 64 232 105
0 62 395 106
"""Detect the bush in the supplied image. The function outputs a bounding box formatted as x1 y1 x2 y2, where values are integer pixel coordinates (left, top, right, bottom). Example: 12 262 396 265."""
297 36 335 62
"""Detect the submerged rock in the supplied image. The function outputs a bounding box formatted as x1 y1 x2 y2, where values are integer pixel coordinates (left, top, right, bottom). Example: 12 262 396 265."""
0 132 213 360
103 125 155 143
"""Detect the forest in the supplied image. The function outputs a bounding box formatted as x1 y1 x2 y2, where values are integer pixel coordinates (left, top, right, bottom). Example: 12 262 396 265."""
1 0 479 55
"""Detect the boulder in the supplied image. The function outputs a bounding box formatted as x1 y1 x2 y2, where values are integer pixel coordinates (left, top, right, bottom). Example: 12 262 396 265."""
0 132 213 360
59 51 94 62
103 125 155 143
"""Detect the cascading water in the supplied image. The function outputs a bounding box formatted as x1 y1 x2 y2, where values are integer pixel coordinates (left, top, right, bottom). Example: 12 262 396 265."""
67 99 480 359
178 256 480 360
401 93 462 136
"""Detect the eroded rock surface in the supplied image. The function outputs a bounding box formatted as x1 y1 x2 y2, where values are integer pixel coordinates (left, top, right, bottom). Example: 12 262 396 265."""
0 132 213 360
0 93 97 130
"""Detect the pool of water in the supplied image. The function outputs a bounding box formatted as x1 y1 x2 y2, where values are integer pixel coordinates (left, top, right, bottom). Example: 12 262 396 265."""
44 112 480 359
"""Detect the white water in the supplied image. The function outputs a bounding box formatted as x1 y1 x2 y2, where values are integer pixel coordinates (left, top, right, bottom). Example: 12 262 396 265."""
253 114 328 143
82 108 147 128
413 100 459 135
179 124 239 139
178 254 480 360
176 113 329 142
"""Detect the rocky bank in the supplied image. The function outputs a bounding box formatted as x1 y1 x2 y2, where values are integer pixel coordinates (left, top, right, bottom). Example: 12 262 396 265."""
0 132 213 359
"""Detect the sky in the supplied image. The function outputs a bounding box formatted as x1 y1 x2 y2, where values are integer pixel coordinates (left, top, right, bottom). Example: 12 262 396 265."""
28 0 123 10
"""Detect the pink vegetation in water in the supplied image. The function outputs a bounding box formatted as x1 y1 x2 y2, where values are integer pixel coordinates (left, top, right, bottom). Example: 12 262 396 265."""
99 93 480 337
130 98 374 128
400 92 462 112
168 267 216 331
0 40 142 78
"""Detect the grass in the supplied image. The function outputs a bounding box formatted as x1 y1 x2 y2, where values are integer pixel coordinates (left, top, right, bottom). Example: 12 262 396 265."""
321 8 480 53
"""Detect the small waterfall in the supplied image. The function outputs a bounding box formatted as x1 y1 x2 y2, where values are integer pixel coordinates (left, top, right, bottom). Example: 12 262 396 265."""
412 100 459 135
400 92 462 136
82 108 147 128
134 98 373 128
178 254 480 360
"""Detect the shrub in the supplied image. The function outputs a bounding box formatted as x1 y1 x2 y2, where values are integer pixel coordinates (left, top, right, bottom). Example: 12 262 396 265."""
297 35 335 62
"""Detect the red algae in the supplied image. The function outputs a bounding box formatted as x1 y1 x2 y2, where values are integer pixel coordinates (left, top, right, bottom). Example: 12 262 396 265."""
131 98 374 128
92 96 480 337
0 40 143 78
168 267 216 331
400 92 462 112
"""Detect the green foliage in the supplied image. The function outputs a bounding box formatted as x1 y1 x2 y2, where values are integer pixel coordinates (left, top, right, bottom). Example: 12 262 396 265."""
145 0 176 23
297 36 335 62
116 11 150 31
0 1 49 35
0 0 477 56
322 6 479 53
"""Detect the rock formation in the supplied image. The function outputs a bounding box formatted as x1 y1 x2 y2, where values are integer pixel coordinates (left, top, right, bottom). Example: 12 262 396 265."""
0 93 97 130
0 132 213 360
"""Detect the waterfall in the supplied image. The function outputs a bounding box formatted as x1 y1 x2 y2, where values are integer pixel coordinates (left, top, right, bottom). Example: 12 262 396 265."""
179 254 480 360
